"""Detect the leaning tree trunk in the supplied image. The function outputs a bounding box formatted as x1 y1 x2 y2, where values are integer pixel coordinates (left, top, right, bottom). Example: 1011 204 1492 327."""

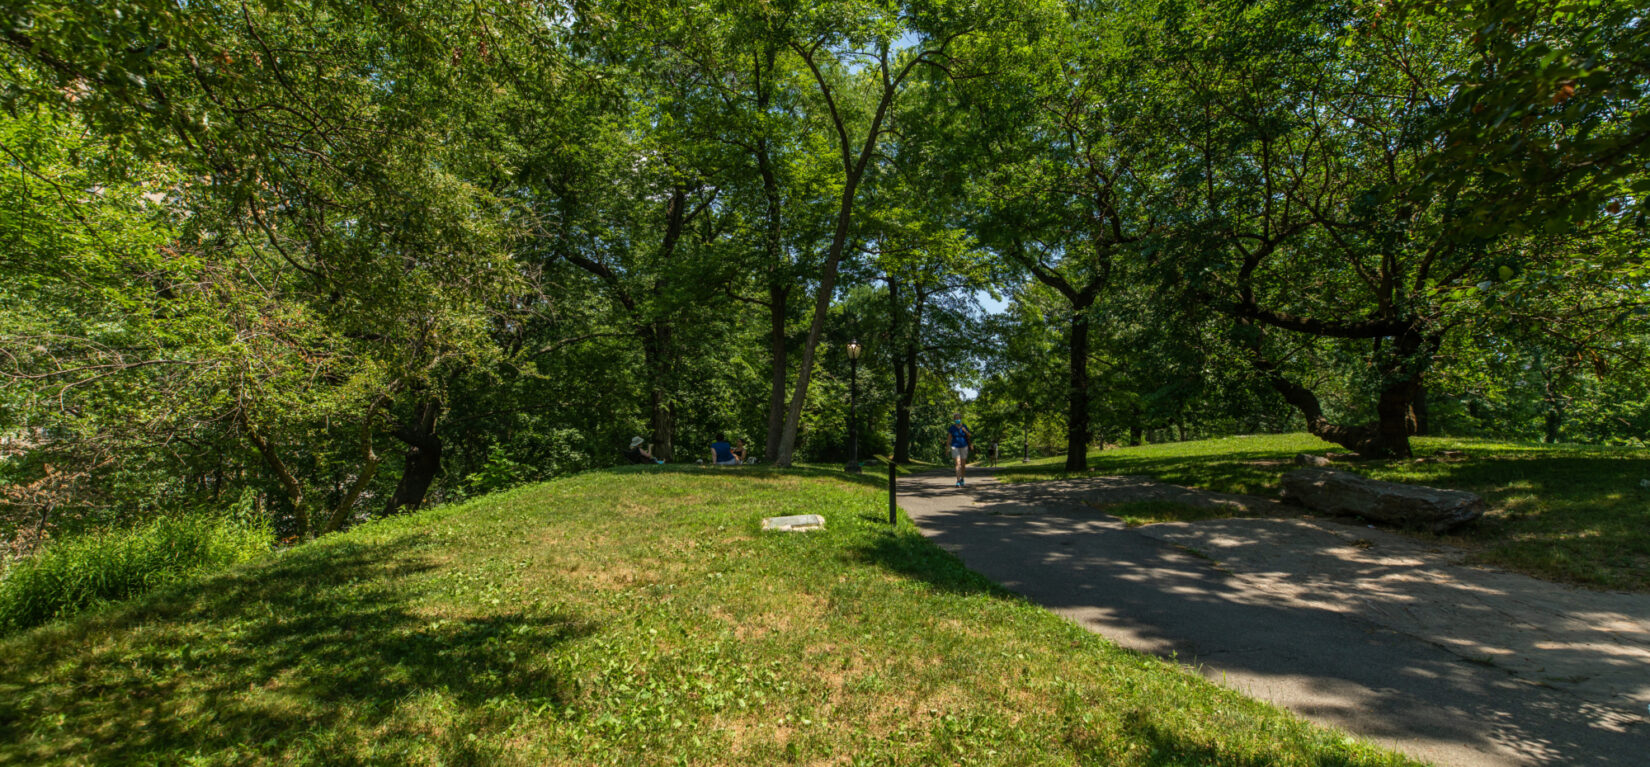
1064 308 1092 471
1239 319 1433 459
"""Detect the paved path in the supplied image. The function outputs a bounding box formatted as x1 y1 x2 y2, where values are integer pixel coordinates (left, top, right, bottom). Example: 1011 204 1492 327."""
897 468 1649 767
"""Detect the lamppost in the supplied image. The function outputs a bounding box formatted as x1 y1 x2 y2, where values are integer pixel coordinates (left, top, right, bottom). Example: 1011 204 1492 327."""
1019 401 1030 462
845 339 862 473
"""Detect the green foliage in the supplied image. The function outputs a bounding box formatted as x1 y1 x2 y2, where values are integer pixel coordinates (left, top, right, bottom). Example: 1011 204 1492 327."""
0 470 1417 765
1 0 1643 614
0 512 271 635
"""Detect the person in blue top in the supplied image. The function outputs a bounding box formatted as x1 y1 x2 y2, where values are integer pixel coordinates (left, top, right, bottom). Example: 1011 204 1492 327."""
945 413 972 487
710 433 740 466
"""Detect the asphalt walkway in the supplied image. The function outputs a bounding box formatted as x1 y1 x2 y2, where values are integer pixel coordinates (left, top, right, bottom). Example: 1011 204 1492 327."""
896 467 1648 766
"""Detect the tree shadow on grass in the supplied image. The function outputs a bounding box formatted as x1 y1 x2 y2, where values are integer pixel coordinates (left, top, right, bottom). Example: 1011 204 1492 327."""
845 529 1014 598
0 534 592 764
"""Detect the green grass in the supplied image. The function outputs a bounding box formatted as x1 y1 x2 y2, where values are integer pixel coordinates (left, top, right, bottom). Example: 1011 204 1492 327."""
0 513 272 635
0 467 1417 766
997 434 1650 591
1092 500 1250 528
795 455 939 476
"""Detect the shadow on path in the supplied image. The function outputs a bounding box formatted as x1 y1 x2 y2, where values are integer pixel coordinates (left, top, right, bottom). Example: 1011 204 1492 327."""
895 468 1648 767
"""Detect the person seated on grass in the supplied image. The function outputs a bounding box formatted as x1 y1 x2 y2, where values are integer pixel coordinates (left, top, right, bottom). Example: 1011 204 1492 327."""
710 433 740 466
626 436 663 465
732 438 750 464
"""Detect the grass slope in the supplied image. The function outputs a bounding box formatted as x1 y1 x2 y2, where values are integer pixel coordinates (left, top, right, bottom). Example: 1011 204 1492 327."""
0 468 1416 766
995 434 1650 591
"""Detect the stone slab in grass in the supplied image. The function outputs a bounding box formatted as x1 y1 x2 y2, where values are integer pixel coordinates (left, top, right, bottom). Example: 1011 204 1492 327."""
762 514 825 532
1281 468 1485 533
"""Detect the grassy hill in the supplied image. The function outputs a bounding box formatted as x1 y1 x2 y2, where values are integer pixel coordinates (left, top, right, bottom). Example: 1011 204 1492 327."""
0 467 1416 766
996 434 1650 591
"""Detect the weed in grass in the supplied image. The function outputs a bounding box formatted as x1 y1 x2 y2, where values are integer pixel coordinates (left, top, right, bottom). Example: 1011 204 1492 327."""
0 513 272 635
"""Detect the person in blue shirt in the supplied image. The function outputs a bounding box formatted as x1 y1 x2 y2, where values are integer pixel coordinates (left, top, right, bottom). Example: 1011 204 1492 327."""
710 433 740 466
945 413 972 487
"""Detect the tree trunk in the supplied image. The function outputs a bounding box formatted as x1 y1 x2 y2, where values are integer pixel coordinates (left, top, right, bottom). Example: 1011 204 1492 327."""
241 413 309 539
894 343 920 463
776 42 908 466
1239 319 1428 459
1411 383 1430 436
887 274 922 464
385 398 442 515
754 44 787 464
763 285 788 463
1129 405 1143 446
1064 308 1091 471
322 394 386 534
642 325 675 461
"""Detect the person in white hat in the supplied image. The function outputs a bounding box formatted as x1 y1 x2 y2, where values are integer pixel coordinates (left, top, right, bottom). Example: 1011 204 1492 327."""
626 436 662 464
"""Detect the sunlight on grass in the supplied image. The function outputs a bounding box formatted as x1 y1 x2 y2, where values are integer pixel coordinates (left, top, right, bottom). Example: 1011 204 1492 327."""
0 469 1420 766
1088 500 1241 528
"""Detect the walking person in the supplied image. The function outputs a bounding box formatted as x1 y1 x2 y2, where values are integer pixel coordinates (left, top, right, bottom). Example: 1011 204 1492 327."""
946 413 972 487
987 438 1000 467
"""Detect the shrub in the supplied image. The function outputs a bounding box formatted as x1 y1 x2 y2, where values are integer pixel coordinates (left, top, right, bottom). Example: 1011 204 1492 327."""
0 513 272 635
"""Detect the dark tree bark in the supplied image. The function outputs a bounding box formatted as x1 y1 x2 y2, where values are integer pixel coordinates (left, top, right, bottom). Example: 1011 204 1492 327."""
640 321 676 461
1238 319 1434 458
385 398 442 515
1542 373 1566 444
886 273 927 464
1064 308 1092 470
1412 384 1430 436
754 46 789 464
762 285 789 463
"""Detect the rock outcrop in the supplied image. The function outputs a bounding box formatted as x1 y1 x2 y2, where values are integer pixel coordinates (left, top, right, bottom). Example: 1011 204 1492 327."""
1281 468 1484 533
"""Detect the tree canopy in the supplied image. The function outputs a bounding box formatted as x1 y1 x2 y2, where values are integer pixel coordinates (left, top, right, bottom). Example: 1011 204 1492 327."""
3 0 1644 548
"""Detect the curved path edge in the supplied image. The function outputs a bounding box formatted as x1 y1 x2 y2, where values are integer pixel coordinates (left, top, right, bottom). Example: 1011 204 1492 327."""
895 467 1648 767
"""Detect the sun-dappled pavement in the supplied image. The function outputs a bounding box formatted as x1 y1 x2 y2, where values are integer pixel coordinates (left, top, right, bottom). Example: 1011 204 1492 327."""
897 468 1649 767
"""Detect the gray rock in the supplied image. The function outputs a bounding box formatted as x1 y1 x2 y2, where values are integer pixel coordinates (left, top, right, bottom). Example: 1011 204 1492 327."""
761 514 825 532
1280 468 1484 533
1294 453 1333 467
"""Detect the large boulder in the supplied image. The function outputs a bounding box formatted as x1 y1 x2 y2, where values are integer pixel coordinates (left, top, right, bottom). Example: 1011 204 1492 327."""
1281 468 1485 533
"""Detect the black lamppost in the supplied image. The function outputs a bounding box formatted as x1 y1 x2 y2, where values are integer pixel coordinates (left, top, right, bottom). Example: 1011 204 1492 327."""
845 339 862 473
1019 401 1030 462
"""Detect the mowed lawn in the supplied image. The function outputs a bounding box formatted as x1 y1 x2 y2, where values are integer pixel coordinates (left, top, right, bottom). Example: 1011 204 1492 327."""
996 434 1650 592
0 468 1417 766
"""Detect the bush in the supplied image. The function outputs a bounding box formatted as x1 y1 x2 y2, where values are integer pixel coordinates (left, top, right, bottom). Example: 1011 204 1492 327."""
0 513 272 635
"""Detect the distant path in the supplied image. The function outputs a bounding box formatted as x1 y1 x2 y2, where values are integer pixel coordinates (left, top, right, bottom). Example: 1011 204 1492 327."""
897 467 1649 767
